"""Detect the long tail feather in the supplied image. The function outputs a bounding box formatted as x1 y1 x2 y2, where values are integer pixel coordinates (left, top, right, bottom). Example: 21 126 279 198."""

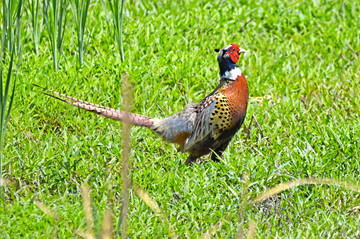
33 84 156 128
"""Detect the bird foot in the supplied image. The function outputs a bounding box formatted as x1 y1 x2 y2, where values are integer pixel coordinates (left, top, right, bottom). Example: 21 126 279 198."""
185 156 199 165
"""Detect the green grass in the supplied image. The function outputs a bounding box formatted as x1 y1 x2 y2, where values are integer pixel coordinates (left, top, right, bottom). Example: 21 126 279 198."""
1 0 360 237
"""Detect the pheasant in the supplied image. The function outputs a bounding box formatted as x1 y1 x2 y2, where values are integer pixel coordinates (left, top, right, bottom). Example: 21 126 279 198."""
36 44 249 164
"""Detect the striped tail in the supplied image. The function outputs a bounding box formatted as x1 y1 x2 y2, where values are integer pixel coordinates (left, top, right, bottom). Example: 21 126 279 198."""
34 84 156 128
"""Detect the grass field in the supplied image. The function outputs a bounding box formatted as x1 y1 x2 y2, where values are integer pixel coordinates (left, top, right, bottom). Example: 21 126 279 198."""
1 0 360 237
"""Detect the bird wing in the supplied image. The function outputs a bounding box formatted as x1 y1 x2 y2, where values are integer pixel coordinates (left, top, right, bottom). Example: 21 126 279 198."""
183 94 218 151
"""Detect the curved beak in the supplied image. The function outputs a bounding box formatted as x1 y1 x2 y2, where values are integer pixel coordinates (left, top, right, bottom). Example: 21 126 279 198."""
239 48 248 54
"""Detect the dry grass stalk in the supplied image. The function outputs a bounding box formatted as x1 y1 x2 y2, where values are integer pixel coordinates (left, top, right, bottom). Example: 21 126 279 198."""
246 221 256 239
254 177 360 203
76 230 96 239
100 211 114 239
204 176 360 237
199 217 227 239
250 95 272 105
0 177 7 186
132 182 177 238
81 184 94 235
119 74 132 238
35 201 59 220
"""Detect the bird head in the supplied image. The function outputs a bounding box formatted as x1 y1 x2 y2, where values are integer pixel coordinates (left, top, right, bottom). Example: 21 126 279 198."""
215 44 248 64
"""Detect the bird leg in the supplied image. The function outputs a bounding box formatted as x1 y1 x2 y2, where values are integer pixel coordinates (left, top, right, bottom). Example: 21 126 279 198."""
211 141 231 162
185 155 198 165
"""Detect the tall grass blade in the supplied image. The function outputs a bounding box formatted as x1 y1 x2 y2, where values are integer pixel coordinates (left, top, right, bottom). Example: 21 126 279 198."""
71 0 90 66
1 0 9 61
57 0 68 56
14 0 22 63
107 0 125 62
0 0 23 213
27 0 41 53
2 51 16 144
43 0 68 70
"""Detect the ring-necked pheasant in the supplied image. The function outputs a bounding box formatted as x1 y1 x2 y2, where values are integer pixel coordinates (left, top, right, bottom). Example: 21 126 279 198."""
35 44 249 164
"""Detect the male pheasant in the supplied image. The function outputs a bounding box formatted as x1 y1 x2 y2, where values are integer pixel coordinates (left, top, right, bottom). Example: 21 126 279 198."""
36 44 249 164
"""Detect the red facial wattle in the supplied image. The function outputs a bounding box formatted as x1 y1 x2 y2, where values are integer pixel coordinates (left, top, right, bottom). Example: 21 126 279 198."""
227 43 240 63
